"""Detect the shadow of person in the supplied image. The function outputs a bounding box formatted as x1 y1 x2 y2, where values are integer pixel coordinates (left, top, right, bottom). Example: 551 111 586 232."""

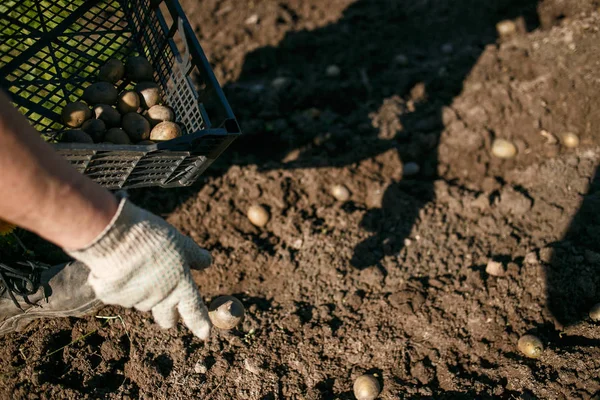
546 167 600 327
223 0 539 270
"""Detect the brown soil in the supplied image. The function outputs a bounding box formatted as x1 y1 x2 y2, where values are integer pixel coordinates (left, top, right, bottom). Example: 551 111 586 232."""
3 0 600 398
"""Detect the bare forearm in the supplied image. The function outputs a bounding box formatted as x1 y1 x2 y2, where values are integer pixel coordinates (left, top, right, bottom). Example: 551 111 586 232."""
0 91 117 250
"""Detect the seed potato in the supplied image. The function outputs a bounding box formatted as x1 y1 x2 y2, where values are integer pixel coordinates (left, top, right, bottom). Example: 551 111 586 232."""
208 296 245 330
61 102 91 128
62 129 94 144
117 90 140 114
93 104 121 127
518 334 543 359
491 138 517 159
135 82 161 109
247 204 269 227
589 303 600 321
98 58 125 83
150 121 181 141
126 56 154 82
83 82 118 105
146 105 175 126
122 112 151 142
104 128 132 144
331 184 350 202
353 375 381 400
561 132 579 148
326 65 341 78
81 119 106 142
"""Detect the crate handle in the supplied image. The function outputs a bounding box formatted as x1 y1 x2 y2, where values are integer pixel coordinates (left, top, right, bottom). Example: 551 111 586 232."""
176 18 191 74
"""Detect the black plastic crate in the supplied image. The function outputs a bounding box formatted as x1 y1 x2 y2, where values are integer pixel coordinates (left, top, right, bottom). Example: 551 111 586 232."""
0 0 240 189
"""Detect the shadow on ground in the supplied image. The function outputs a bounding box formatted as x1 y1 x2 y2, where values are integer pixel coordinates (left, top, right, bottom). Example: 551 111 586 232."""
140 0 600 376
546 167 600 327
139 0 539 263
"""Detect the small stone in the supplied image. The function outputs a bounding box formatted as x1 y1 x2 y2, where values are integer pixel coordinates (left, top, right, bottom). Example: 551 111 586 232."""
403 162 420 177
506 262 520 276
539 247 553 263
382 237 396 255
250 84 265 93
486 260 505 277
540 129 558 144
561 132 579 148
590 303 600 321
404 238 412 247
496 20 517 39
496 186 532 216
481 177 501 193
471 194 490 210
395 54 409 66
243 358 261 375
491 139 517 159
524 251 538 264
585 250 600 264
194 360 207 374
409 82 426 102
245 14 259 24
326 65 341 78
271 77 289 90
441 43 454 54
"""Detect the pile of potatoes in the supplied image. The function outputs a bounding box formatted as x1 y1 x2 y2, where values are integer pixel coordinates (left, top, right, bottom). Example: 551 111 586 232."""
60 56 181 145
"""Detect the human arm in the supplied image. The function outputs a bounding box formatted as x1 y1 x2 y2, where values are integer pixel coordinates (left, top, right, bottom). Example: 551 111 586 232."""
0 90 212 339
0 90 118 249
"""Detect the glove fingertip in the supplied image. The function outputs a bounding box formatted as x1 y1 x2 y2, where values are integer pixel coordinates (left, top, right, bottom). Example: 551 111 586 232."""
178 289 212 340
185 238 212 270
184 305 212 340
191 320 212 340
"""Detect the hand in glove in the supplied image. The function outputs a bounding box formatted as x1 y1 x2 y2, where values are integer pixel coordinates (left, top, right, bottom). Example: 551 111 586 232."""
66 198 212 339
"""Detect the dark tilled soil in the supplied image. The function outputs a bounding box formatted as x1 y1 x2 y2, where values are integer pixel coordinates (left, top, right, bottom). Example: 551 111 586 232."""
3 0 600 398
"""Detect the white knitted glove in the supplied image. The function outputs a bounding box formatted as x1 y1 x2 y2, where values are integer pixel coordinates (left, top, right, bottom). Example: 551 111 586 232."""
66 198 212 339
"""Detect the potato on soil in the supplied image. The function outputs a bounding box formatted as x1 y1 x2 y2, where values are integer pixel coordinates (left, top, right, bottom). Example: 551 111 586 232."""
61 102 91 128
122 112 151 142
117 90 140 114
150 121 181 141
589 303 600 321
247 204 270 227
62 129 93 144
561 132 579 148
104 128 132 144
208 296 245 330
491 138 517 159
135 82 161 109
518 334 543 359
98 58 125 83
331 184 350 202
93 104 121 127
125 56 154 82
146 105 175 126
83 82 118 105
353 375 381 400
81 119 106 142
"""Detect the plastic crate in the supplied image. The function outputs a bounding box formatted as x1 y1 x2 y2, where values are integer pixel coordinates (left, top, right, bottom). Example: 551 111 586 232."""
0 0 240 189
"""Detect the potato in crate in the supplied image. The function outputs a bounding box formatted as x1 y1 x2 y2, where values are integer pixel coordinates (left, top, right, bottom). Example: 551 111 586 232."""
0 0 240 189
